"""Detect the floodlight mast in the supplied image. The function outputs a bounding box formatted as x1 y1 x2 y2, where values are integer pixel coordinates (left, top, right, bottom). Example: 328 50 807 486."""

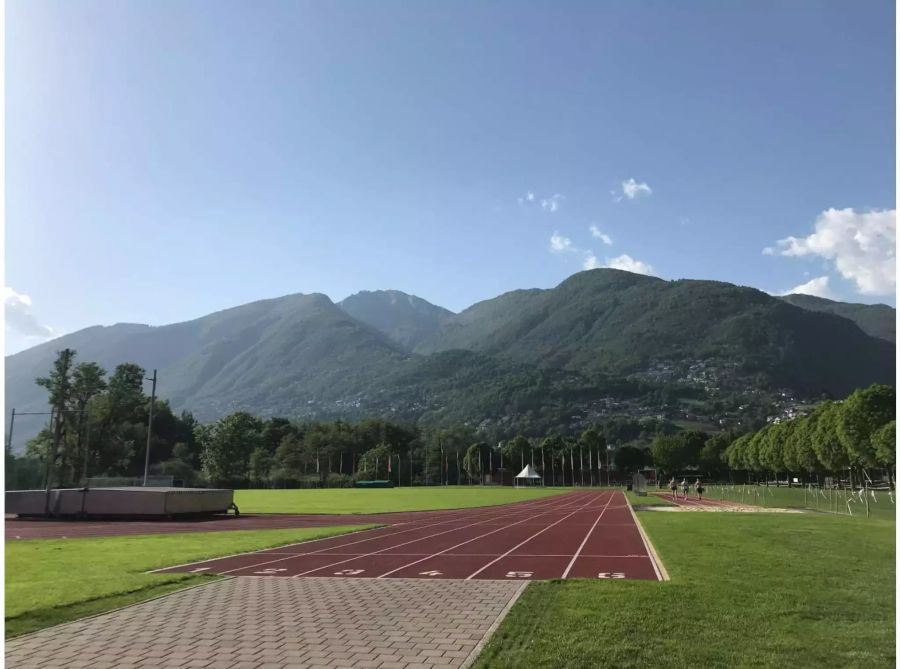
142 369 157 487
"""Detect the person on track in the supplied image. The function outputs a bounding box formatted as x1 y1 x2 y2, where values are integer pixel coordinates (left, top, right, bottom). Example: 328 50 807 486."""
669 477 677 499
695 478 705 500
681 478 689 499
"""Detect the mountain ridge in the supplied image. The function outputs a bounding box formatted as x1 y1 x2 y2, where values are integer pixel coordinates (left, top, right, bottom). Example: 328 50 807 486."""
6 269 895 451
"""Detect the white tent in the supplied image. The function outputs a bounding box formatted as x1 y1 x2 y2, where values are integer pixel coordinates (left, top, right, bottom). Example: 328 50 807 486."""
514 464 543 487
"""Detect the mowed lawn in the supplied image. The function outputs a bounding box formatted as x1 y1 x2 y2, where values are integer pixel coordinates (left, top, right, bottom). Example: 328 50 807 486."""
5 525 374 638
475 512 895 668
234 486 567 514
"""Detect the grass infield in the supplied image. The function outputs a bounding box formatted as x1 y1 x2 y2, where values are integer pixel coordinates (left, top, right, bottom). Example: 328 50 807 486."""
474 512 895 668
5 525 375 638
234 486 568 514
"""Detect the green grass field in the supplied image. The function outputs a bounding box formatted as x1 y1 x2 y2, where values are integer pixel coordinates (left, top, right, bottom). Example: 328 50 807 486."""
234 486 567 514
5 525 374 638
702 484 896 519
475 512 895 668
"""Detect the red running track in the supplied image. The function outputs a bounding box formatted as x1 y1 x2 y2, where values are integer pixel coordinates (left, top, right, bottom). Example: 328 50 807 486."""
154 491 664 581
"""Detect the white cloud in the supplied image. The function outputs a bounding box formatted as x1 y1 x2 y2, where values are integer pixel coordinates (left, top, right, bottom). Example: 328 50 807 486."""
779 276 834 299
602 254 655 275
583 252 601 270
5 287 57 341
541 194 565 213
765 208 895 295
549 232 573 252
621 178 652 200
588 225 613 245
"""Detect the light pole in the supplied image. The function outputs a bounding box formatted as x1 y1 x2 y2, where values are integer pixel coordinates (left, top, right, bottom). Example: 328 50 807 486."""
606 445 614 486
142 370 157 486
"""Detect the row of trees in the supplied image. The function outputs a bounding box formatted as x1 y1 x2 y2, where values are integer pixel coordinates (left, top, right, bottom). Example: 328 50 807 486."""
9 349 198 490
11 350 895 490
722 384 895 484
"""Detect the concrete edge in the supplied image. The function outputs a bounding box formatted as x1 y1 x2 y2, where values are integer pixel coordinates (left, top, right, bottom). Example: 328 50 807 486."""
625 495 670 582
460 581 529 669
6 575 233 643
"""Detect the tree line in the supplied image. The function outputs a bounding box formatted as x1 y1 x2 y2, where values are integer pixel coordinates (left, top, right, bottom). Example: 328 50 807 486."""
7 349 894 490
721 384 894 485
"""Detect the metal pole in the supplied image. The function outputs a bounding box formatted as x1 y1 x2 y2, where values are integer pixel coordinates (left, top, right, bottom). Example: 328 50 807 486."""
606 447 611 486
142 369 157 486
6 408 15 453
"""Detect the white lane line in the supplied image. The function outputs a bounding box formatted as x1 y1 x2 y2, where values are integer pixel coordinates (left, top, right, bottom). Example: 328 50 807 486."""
150 492 578 575
625 491 668 581
289 492 595 579
464 491 611 580
560 492 616 579
219 492 584 577
375 493 601 578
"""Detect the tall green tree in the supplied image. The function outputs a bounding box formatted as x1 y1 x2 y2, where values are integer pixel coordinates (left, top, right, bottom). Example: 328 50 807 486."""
838 384 895 468
197 412 263 485
811 402 849 472
872 420 896 469
35 348 77 487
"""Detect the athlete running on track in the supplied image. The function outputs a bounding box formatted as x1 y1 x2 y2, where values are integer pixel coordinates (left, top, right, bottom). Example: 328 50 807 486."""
669 477 677 498
695 478 704 500
681 478 689 499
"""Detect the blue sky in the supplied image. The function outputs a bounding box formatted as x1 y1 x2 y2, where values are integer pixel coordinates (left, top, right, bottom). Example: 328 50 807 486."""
5 0 896 354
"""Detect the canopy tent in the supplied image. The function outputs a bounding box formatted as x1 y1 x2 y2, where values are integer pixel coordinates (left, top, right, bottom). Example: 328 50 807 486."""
514 464 543 487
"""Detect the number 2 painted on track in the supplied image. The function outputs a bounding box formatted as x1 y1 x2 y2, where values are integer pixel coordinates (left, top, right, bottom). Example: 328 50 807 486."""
597 572 625 579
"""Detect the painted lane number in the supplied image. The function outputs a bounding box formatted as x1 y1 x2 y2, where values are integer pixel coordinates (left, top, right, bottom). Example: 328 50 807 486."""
334 569 365 575
506 571 533 578
254 568 287 575
597 572 625 579
419 571 443 576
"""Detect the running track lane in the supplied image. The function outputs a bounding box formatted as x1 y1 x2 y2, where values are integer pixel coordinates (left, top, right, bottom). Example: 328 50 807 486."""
651 492 754 509
154 491 664 581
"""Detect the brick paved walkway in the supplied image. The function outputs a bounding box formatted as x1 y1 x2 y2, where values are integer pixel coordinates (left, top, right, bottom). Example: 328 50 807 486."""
5 577 526 669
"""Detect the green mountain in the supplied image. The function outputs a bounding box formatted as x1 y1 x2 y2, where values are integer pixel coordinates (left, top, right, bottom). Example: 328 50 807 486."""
778 293 895 343
339 290 454 350
6 269 894 451
417 269 894 394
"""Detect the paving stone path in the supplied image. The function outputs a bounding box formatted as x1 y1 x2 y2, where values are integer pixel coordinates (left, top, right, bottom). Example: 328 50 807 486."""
5 577 526 669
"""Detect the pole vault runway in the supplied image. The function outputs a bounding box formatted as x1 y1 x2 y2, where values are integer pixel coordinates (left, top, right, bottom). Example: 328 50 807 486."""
154 491 665 581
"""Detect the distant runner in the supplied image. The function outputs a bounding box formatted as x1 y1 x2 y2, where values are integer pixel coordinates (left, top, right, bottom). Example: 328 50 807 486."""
669 477 677 498
695 478 705 500
681 478 689 499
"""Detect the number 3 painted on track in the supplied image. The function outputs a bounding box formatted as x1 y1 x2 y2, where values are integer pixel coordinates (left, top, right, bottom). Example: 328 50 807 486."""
597 572 625 579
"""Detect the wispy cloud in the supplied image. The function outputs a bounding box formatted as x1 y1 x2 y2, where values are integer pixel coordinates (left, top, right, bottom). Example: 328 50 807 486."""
549 235 653 276
549 232 573 252
5 287 58 342
613 178 652 202
588 225 613 245
602 254 655 275
518 191 564 212
541 194 565 213
764 208 895 295
778 276 834 299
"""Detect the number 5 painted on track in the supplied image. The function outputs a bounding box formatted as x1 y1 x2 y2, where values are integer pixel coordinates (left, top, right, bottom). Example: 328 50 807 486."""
597 572 625 579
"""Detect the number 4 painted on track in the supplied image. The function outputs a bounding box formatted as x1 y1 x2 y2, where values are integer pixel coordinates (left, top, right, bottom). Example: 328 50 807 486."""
597 572 625 579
